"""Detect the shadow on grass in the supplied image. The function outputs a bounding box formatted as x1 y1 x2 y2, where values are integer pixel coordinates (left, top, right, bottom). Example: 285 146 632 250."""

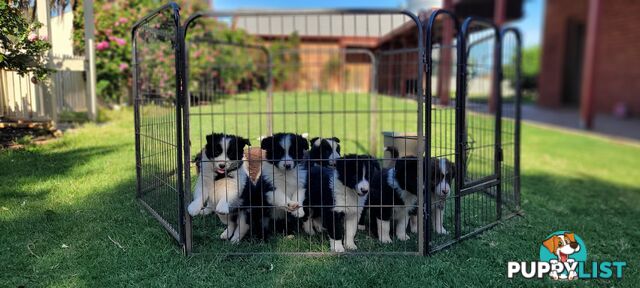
0 146 122 203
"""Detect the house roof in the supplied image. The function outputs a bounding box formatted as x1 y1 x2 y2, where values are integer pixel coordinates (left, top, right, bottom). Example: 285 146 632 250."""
233 14 414 39
231 1 524 48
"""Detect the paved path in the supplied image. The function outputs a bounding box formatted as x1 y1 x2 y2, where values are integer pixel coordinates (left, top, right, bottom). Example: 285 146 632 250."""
520 105 640 141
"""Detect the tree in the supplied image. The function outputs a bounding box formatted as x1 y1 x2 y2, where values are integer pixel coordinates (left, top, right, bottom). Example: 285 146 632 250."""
506 45 540 94
521 46 540 77
269 32 301 90
0 1 52 81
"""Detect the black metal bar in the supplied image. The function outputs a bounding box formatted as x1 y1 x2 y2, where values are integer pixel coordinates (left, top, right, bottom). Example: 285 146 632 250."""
415 10 426 256
180 11 195 255
501 28 523 212
427 212 521 254
132 17 142 199
460 178 500 197
494 25 503 221
131 2 181 32
454 18 469 241
424 8 459 255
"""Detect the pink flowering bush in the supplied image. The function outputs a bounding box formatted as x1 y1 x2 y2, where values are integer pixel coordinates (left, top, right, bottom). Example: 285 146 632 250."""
0 2 52 81
96 41 109 51
72 0 210 103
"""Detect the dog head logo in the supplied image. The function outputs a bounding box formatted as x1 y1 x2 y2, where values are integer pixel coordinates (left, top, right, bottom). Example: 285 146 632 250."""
542 232 581 262
539 231 588 280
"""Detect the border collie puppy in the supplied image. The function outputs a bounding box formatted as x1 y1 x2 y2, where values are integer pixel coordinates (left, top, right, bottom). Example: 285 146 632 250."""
302 154 380 252
368 157 455 243
257 133 309 221
308 137 341 167
187 133 252 243
425 157 455 235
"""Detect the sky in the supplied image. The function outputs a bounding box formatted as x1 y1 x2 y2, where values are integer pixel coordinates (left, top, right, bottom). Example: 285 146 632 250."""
213 0 544 47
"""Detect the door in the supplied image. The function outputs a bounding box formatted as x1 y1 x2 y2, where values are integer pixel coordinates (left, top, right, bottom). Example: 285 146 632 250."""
562 20 585 106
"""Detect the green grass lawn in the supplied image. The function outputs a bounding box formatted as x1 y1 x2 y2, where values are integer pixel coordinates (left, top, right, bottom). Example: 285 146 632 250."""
2 104 640 286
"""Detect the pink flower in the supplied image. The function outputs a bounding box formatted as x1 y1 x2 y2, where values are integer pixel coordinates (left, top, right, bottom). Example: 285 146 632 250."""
39 35 48 41
119 63 129 72
96 41 110 51
193 50 202 58
116 17 128 26
114 37 127 46
28 33 38 42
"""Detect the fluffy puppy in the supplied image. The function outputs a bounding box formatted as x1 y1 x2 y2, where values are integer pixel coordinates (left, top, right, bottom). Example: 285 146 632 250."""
257 133 309 222
367 157 455 243
423 157 455 235
187 133 252 243
308 137 341 167
302 154 380 252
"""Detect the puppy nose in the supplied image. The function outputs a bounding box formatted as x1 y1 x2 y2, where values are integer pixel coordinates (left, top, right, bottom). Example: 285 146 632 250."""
360 188 369 194
218 163 226 169
284 164 292 169
570 242 578 249
442 189 449 194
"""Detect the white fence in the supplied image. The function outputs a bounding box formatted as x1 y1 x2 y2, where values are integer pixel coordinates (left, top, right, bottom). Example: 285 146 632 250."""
0 55 91 123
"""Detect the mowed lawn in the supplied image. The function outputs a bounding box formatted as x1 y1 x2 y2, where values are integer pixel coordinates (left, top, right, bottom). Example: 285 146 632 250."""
1 102 640 286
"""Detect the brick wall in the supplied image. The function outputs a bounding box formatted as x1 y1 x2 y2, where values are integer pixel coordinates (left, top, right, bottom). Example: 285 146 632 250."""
592 0 640 115
539 0 640 116
538 0 587 108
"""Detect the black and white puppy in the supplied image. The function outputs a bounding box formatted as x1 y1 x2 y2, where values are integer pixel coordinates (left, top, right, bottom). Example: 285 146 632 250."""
424 158 456 234
187 133 252 243
308 137 341 167
302 154 380 252
368 156 455 243
257 133 309 220
409 157 455 235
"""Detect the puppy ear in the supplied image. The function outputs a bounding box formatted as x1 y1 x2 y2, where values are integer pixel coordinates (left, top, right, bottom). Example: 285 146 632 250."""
542 236 558 254
448 159 456 179
310 137 320 146
331 137 340 143
261 136 273 150
205 134 213 145
429 157 438 178
369 157 381 173
297 135 309 151
565 233 576 243
237 137 251 150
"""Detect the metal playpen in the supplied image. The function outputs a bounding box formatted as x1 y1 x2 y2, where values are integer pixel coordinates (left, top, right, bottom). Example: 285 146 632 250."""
132 2 522 255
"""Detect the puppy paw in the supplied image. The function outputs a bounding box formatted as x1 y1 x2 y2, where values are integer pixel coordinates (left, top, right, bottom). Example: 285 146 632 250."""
290 207 305 218
357 224 366 231
220 229 231 240
396 234 410 241
229 234 241 244
330 239 345 253
379 236 393 244
216 202 230 215
344 241 358 250
286 201 300 212
436 227 448 235
202 206 215 215
187 202 202 216
302 220 316 235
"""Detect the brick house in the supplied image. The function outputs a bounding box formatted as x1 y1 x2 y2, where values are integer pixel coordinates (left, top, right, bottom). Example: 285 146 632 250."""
233 0 522 98
539 0 640 127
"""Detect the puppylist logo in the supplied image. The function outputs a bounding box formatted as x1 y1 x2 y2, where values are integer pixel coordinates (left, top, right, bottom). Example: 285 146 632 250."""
507 231 626 280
